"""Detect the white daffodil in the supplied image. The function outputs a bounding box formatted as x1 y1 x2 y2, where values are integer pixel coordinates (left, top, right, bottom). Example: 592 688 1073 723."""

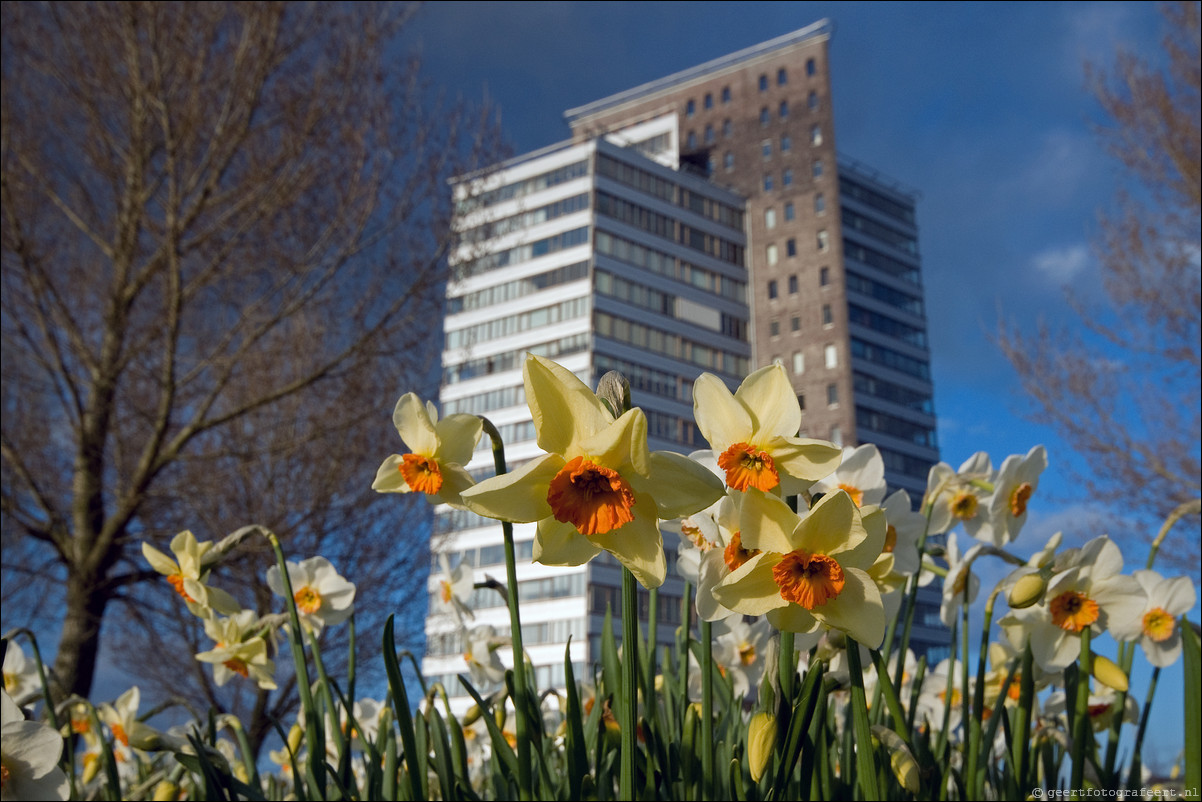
1 689 68 801
923 452 994 537
692 364 842 497
999 536 1143 672
267 556 356 635
713 617 774 701
939 532 984 627
195 610 278 690
712 489 887 647
1107 570 1197 668
975 445 1047 547
461 355 723 588
431 553 476 624
142 530 241 616
915 658 969 739
2 642 40 706
880 490 926 577
811 443 887 508
373 392 483 509
97 687 160 751
462 625 508 689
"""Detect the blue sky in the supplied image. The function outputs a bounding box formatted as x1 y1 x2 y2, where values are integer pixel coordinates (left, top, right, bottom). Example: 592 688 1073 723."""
401 1 1190 764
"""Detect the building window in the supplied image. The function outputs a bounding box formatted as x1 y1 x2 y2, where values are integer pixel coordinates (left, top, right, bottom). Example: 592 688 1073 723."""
788 274 798 294
817 229 829 252
825 344 838 369
704 92 713 109
770 320 781 338
827 383 839 406
820 267 830 286
760 107 770 126
723 119 732 137
704 124 714 144
790 315 801 331
686 131 696 149
767 279 778 299
759 74 768 92
782 168 793 187
722 86 732 104
777 67 788 86
765 208 776 229
798 393 806 411
822 304 833 326
815 193 826 214
766 244 779 266
793 351 805 375
784 201 795 221
686 99 695 118
725 152 734 170
779 100 789 119
811 125 823 146
806 58 816 77
763 174 773 191
762 140 772 159
786 238 797 258
781 134 791 152
813 159 824 178
808 91 819 111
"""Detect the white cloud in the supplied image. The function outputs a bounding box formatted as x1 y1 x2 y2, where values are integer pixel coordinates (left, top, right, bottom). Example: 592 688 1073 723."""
1031 244 1091 284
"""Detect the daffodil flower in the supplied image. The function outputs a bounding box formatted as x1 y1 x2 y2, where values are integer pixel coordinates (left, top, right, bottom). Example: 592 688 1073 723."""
879 490 925 577
142 530 241 615
2 642 40 707
195 610 278 690
811 443 887 508
711 489 887 647
692 364 842 496
939 532 983 627
1 689 69 801
372 393 482 509
460 355 723 588
975 445 1047 546
431 553 476 623
1107 569 1197 668
266 556 356 635
923 452 994 537
97 687 159 751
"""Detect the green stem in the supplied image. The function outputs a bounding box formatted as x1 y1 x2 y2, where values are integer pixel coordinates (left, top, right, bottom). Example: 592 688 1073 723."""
846 638 882 800
1146 500 1201 570
1012 639 1035 793
480 416 533 801
701 617 714 800
1070 628 1093 799
621 566 640 800
1128 666 1161 786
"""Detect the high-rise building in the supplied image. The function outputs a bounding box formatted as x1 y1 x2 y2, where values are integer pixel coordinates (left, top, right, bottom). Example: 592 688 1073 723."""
423 22 947 706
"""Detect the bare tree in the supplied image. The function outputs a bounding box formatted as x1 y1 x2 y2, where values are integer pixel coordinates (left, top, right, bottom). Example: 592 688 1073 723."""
0 0 502 719
999 1 1200 569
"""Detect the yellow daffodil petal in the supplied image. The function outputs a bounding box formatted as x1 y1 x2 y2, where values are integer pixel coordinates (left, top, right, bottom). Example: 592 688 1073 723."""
736 488 798 554
692 373 753 452
837 503 888 571
809 567 886 648
392 393 438 456
460 453 563 523
142 543 179 576
633 451 725 519
792 491 868 557
767 602 821 634
734 364 801 440
435 413 484 467
574 408 646 474
766 437 844 483
712 552 790 616
524 354 611 457
433 463 478 510
533 517 604 567
372 455 410 493
591 503 667 588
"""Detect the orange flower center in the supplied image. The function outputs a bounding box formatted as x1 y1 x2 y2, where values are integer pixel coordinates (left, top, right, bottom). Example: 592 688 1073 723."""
111 722 129 747
1141 607 1175 642
723 530 761 572
739 642 757 666
884 524 898 554
838 483 864 507
71 716 91 735
440 580 454 604
949 490 978 520
1 762 9 789
1009 482 1033 517
400 453 443 495
546 456 636 536
1088 703 1112 719
773 550 846 609
223 658 250 678
681 519 713 551
1049 590 1099 632
718 442 780 492
294 586 322 615
167 573 196 602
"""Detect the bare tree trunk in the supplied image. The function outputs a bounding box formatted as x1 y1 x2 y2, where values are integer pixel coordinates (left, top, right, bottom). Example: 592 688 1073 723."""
54 567 111 701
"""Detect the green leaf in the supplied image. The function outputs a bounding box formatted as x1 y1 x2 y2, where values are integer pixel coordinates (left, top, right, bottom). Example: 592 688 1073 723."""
1183 618 1200 796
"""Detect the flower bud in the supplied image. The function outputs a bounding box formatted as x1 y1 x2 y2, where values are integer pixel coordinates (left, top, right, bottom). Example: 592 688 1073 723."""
152 780 179 801
1091 653 1129 692
1008 573 1047 609
872 724 920 793
461 703 481 727
747 712 778 782
596 370 631 417
286 723 304 755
